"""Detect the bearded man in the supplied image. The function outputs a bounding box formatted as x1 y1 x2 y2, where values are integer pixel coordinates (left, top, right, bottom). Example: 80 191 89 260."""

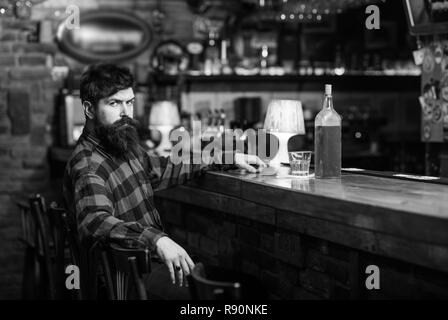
62 64 265 299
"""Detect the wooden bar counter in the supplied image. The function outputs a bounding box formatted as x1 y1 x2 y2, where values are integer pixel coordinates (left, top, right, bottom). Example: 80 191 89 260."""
155 167 448 299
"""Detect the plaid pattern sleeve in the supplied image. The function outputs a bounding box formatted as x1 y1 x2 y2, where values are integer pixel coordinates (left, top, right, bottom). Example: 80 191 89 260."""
145 150 236 191
74 171 167 250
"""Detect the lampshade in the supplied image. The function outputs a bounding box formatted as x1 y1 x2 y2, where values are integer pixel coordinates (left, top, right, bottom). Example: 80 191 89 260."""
149 101 181 126
149 100 181 157
264 100 305 134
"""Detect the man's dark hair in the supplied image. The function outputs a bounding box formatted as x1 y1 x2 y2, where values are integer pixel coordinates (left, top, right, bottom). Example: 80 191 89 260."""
80 63 134 107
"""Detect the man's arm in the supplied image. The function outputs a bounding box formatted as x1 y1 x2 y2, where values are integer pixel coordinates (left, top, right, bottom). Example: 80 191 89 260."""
74 172 167 250
144 147 235 191
146 149 265 192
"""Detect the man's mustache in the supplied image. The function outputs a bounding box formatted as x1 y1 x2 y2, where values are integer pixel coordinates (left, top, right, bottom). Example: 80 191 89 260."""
112 116 140 129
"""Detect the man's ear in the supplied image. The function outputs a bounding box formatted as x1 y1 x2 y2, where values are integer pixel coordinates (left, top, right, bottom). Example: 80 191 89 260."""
83 101 95 120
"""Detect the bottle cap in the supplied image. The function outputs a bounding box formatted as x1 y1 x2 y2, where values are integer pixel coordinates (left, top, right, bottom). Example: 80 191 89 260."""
325 84 332 95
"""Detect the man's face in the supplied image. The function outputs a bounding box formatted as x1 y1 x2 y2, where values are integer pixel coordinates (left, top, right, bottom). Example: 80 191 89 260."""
95 87 135 126
91 87 140 159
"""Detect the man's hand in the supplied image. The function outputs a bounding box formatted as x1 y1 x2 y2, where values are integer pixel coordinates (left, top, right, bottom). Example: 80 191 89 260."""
155 236 195 287
234 153 267 173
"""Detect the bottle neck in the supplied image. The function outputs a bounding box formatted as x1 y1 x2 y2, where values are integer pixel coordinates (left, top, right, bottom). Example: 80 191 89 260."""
323 94 333 110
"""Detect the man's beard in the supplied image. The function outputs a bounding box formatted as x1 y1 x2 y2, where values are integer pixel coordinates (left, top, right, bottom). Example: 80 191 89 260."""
94 116 141 160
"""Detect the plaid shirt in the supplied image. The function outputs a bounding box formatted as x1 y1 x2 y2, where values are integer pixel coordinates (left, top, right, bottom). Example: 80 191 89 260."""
63 127 230 252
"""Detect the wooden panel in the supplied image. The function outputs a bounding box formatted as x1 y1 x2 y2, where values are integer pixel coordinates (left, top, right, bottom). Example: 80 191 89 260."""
277 209 448 273
239 179 448 247
156 185 276 225
186 172 243 198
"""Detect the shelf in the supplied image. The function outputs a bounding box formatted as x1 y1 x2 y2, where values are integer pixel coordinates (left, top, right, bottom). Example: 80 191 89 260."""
148 73 421 93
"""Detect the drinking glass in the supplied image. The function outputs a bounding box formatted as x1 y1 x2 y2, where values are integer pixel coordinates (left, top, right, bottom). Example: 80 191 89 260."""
288 151 312 176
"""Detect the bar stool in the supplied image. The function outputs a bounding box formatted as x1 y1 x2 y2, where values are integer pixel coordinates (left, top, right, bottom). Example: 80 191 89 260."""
100 242 151 300
188 263 267 300
188 263 241 300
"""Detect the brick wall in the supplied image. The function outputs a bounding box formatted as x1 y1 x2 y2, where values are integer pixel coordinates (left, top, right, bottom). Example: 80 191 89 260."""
0 15 61 298
154 196 448 299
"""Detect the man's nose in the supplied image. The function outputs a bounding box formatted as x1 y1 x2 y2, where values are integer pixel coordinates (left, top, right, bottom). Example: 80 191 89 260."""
119 102 129 117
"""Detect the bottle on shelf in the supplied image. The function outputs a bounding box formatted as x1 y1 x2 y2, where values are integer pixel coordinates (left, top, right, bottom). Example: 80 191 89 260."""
220 39 233 75
260 45 269 74
204 31 221 75
334 45 345 76
213 108 220 131
314 84 342 178
218 108 226 134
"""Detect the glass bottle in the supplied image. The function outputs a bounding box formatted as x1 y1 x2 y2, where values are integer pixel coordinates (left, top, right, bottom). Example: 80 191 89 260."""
220 39 232 75
217 108 226 134
204 31 221 75
260 45 269 74
314 84 342 178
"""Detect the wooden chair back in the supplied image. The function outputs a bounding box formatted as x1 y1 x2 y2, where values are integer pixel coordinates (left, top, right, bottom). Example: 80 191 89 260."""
28 194 56 300
100 242 151 300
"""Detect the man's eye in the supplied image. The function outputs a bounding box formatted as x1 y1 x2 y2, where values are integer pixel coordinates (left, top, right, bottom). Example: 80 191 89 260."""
127 101 134 106
109 101 117 107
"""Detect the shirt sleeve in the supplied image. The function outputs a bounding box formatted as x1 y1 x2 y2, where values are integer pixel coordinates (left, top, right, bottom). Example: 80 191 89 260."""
74 172 167 251
145 149 237 191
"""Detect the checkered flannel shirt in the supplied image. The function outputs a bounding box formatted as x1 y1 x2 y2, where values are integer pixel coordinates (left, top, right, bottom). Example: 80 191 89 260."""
63 127 234 252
